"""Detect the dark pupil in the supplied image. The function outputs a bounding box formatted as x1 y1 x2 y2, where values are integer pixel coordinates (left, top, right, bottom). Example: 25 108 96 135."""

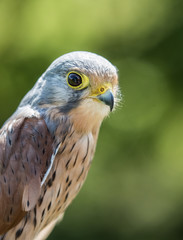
68 73 82 87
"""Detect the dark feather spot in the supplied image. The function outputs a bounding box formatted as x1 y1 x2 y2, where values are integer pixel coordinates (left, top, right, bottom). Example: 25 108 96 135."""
69 130 75 138
10 207 13 215
66 176 69 183
65 158 71 169
61 135 66 144
57 187 61 198
34 217 37 228
73 151 79 167
42 148 45 155
27 201 30 207
59 144 66 155
33 207 37 228
46 160 49 167
34 206 37 215
68 180 72 187
11 167 14 175
64 192 69 202
52 171 56 182
41 209 45 222
77 167 84 181
65 180 72 191
8 139 11 145
57 206 61 212
38 196 43 206
8 186 10 195
47 178 52 188
15 229 23 239
47 201 52 211
3 176 6 183
43 187 47 196
69 143 76 153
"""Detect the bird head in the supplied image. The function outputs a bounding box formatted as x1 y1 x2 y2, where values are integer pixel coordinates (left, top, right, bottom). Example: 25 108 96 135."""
20 51 120 133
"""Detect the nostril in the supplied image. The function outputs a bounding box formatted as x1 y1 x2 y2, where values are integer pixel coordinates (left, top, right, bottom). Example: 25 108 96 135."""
100 87 105 93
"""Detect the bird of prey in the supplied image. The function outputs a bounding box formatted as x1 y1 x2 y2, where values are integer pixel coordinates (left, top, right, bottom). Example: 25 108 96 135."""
0 51 119 240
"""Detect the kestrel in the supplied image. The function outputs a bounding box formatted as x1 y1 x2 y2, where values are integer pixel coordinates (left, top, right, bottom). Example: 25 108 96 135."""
0 51 119 240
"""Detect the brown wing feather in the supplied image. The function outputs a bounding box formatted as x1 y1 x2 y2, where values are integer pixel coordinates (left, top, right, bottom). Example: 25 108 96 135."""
0 117 54 234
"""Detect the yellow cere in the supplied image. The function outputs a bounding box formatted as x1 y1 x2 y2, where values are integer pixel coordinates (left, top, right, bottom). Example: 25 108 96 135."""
91 83 112 97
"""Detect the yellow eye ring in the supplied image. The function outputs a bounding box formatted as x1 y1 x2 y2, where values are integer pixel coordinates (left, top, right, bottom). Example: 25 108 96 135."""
67 71 90 90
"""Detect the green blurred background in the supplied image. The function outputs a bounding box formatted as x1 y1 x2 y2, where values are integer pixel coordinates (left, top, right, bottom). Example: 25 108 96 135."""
1 0 183 239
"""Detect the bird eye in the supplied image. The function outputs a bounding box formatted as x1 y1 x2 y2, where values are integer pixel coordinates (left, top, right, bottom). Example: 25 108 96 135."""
67 71 90 90
67 73 82 87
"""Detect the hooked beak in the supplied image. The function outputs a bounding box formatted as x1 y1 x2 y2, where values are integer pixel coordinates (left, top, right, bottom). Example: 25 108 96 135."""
97 89 114 111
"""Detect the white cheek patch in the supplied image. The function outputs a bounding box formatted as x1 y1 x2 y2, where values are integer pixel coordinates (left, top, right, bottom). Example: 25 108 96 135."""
88 98 110 118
